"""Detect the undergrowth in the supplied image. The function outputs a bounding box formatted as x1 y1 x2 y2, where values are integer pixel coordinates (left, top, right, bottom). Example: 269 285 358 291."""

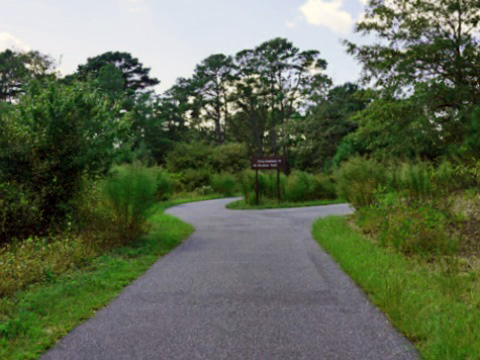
0 197 208 360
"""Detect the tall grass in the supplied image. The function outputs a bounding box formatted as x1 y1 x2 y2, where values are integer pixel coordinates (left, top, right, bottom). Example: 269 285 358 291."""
154 169 172 201
100 163 159 244
335 157 468 257
335 156 386 208
239 170 336 205
210 173 237 196
285 171 312 202
336 157 463 208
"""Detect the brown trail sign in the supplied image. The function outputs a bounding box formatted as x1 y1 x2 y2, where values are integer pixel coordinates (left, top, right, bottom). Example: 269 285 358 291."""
251 157 285 205
251 157 283 170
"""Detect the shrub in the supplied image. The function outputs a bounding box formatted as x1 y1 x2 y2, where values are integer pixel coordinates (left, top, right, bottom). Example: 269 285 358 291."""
180 168 211 192
165 143 214 172
285 171 313 202
94 164 159 245
0 80 129 232
165 142 249 175
378 204 458 256
0 235 96 297
336 157 386 208
265 172 287 200
240 170 288 205
153 168 172 201
195 185 215 196
238 170 256 204
210 173 237 196
355 190 459 257
211 143 249 173
166 172 185 194
311 174 337 199
398 162 433 202
0 182 44 245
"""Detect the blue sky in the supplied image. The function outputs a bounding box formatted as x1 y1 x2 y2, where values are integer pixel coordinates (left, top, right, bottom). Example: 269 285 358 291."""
0 0 370 92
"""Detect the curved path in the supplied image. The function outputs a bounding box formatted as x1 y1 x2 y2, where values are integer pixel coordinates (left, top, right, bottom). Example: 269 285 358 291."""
43 198 417 360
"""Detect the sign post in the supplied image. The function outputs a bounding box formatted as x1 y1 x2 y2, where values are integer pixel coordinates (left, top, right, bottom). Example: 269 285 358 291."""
251 157 284 205
255 167 259 205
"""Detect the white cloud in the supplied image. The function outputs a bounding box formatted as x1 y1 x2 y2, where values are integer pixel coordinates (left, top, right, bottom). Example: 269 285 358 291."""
299 0 354 34
118 0 149 14
0 32 31 52
129 6 148 14
286 20 296 29
123 0 149 14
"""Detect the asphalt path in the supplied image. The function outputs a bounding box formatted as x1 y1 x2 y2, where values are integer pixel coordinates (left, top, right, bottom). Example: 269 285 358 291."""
42 198 417 360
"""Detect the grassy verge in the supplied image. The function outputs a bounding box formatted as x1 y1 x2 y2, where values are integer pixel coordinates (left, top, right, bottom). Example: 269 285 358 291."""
226 198 345 210
312 216 480 360
0 196 216 360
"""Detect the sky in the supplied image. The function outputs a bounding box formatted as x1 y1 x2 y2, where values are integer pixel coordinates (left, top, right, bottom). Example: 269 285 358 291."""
0 0 371 93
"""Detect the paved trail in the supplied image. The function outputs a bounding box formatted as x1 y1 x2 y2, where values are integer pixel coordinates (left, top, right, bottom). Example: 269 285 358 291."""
43 198 417 360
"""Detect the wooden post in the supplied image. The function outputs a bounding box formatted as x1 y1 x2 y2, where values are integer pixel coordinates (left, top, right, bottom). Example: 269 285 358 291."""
255 168 259 206
276 166 280 201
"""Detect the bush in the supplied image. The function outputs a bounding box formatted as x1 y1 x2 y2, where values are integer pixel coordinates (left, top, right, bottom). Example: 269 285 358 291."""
238 170 286 204
180 168 212 192
210 173 237 196
379 204 457 256
211 143 249 173
101 164 158 244
165 143 214 172
311 174 337 199
0 80 129 237
166 172 185 194
285 171 313 202
153 168 172 201
0 182 44 245
336 157 386 208
260 171 286 201
76 164 159 248
194 185 215 196
0 235 95 297
240 170 338 204
355 188 459 257
238 170 256 204
165 142 249 175
398 162 433 202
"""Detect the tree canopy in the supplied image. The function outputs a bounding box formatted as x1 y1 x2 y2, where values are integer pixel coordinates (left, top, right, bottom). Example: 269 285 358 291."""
0 49 56 102
76 51 159 94
345 0 480 157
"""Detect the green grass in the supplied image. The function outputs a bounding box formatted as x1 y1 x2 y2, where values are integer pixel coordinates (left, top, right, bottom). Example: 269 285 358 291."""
226 198 345 210
0 196 215 360
312 216 480 360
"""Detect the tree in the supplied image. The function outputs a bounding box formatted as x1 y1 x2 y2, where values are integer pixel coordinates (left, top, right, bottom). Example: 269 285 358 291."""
76 51 159 94
291 83 368 170
346 94 444 160
158 78 193 138
346 0 480 146
0 49 56 102
230 53 269 156
191 54 236 145
235 38 331 159
0 80 130 226
94 63 126 98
